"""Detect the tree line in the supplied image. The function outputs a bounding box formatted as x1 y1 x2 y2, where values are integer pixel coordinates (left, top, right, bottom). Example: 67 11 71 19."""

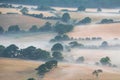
0 43 64 61
0 22 74 35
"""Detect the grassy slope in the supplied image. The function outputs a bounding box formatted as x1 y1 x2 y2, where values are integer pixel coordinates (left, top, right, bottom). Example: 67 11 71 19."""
0 14 57 31
0 58 120 80
68 23 120 39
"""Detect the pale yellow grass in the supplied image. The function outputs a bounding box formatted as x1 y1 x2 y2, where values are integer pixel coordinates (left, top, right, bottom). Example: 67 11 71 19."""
0 8 21 14
0 58 120 80
0 14 57 30
68 23 120 39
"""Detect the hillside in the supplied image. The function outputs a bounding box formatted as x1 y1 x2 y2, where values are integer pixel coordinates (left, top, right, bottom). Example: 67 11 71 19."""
0 58 120 80
0 14 57 30
68 23 120 40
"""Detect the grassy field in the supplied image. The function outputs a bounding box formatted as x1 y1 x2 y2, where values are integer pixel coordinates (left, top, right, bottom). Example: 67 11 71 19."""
0 14 57 31
68 23 120 40
0 58 120 80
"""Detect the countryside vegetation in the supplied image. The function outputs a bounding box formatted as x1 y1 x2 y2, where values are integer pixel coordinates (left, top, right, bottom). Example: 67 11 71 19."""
0 0 120 80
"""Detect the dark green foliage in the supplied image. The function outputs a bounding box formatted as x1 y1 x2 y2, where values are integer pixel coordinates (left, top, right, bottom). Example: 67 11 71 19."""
76 56 85 63
39 22 52 31
97 8 102 12
100 41 108 47
20 46 51 60
0 26 4 34
100 56 111 65
8 25 20 33
37 5 55 11
0 45 5 56
61 13 71 22
51 34 70 42
78 6 86 11
36 60 57 76
100 19 113 23
52 52 63 61
29 25 38 32
27 78 36 80
20 7 29 14
54 23 74 34
78 17 92 24
51 43 63 52
69 41 84 48
3 44 19 58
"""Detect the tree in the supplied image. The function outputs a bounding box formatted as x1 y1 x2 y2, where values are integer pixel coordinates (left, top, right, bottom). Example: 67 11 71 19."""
39 22 52 31
78 17 91 24
92 69 103 80
0 26 4 34
20 46 51 60
54 23 73 34
100 56 111 65
61 13 71 22
100 19 113 24
78 6 86 11
52 52 64 61
100 41 108 47
8 25 20 33
37 5 55 11
29 25 38 32
3 44 19 58
0 45 5 56
20 7 29 14
27 78 36 80
36 60 58 79
97 8 102 12
76 56 85 63
51 43 64 52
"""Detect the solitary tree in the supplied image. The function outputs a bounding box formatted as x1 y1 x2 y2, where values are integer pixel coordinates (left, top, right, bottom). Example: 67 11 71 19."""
20 7 29 14
27 78 36 80
100 56 111 65
100 41 108 47
92 69 103 80
61 13 71 22
51 43 64 52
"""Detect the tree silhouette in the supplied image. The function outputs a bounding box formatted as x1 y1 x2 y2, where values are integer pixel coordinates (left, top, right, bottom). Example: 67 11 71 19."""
92 69 103 80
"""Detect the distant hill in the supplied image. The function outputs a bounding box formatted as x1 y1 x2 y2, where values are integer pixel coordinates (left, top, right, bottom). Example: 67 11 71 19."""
0 0 120 8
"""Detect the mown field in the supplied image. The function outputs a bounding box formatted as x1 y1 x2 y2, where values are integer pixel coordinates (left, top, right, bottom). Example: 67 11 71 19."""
0 58 120 80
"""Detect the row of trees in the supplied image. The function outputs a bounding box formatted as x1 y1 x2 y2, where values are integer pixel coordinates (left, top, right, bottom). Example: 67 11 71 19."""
0 22 74 34
0 43 64 61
